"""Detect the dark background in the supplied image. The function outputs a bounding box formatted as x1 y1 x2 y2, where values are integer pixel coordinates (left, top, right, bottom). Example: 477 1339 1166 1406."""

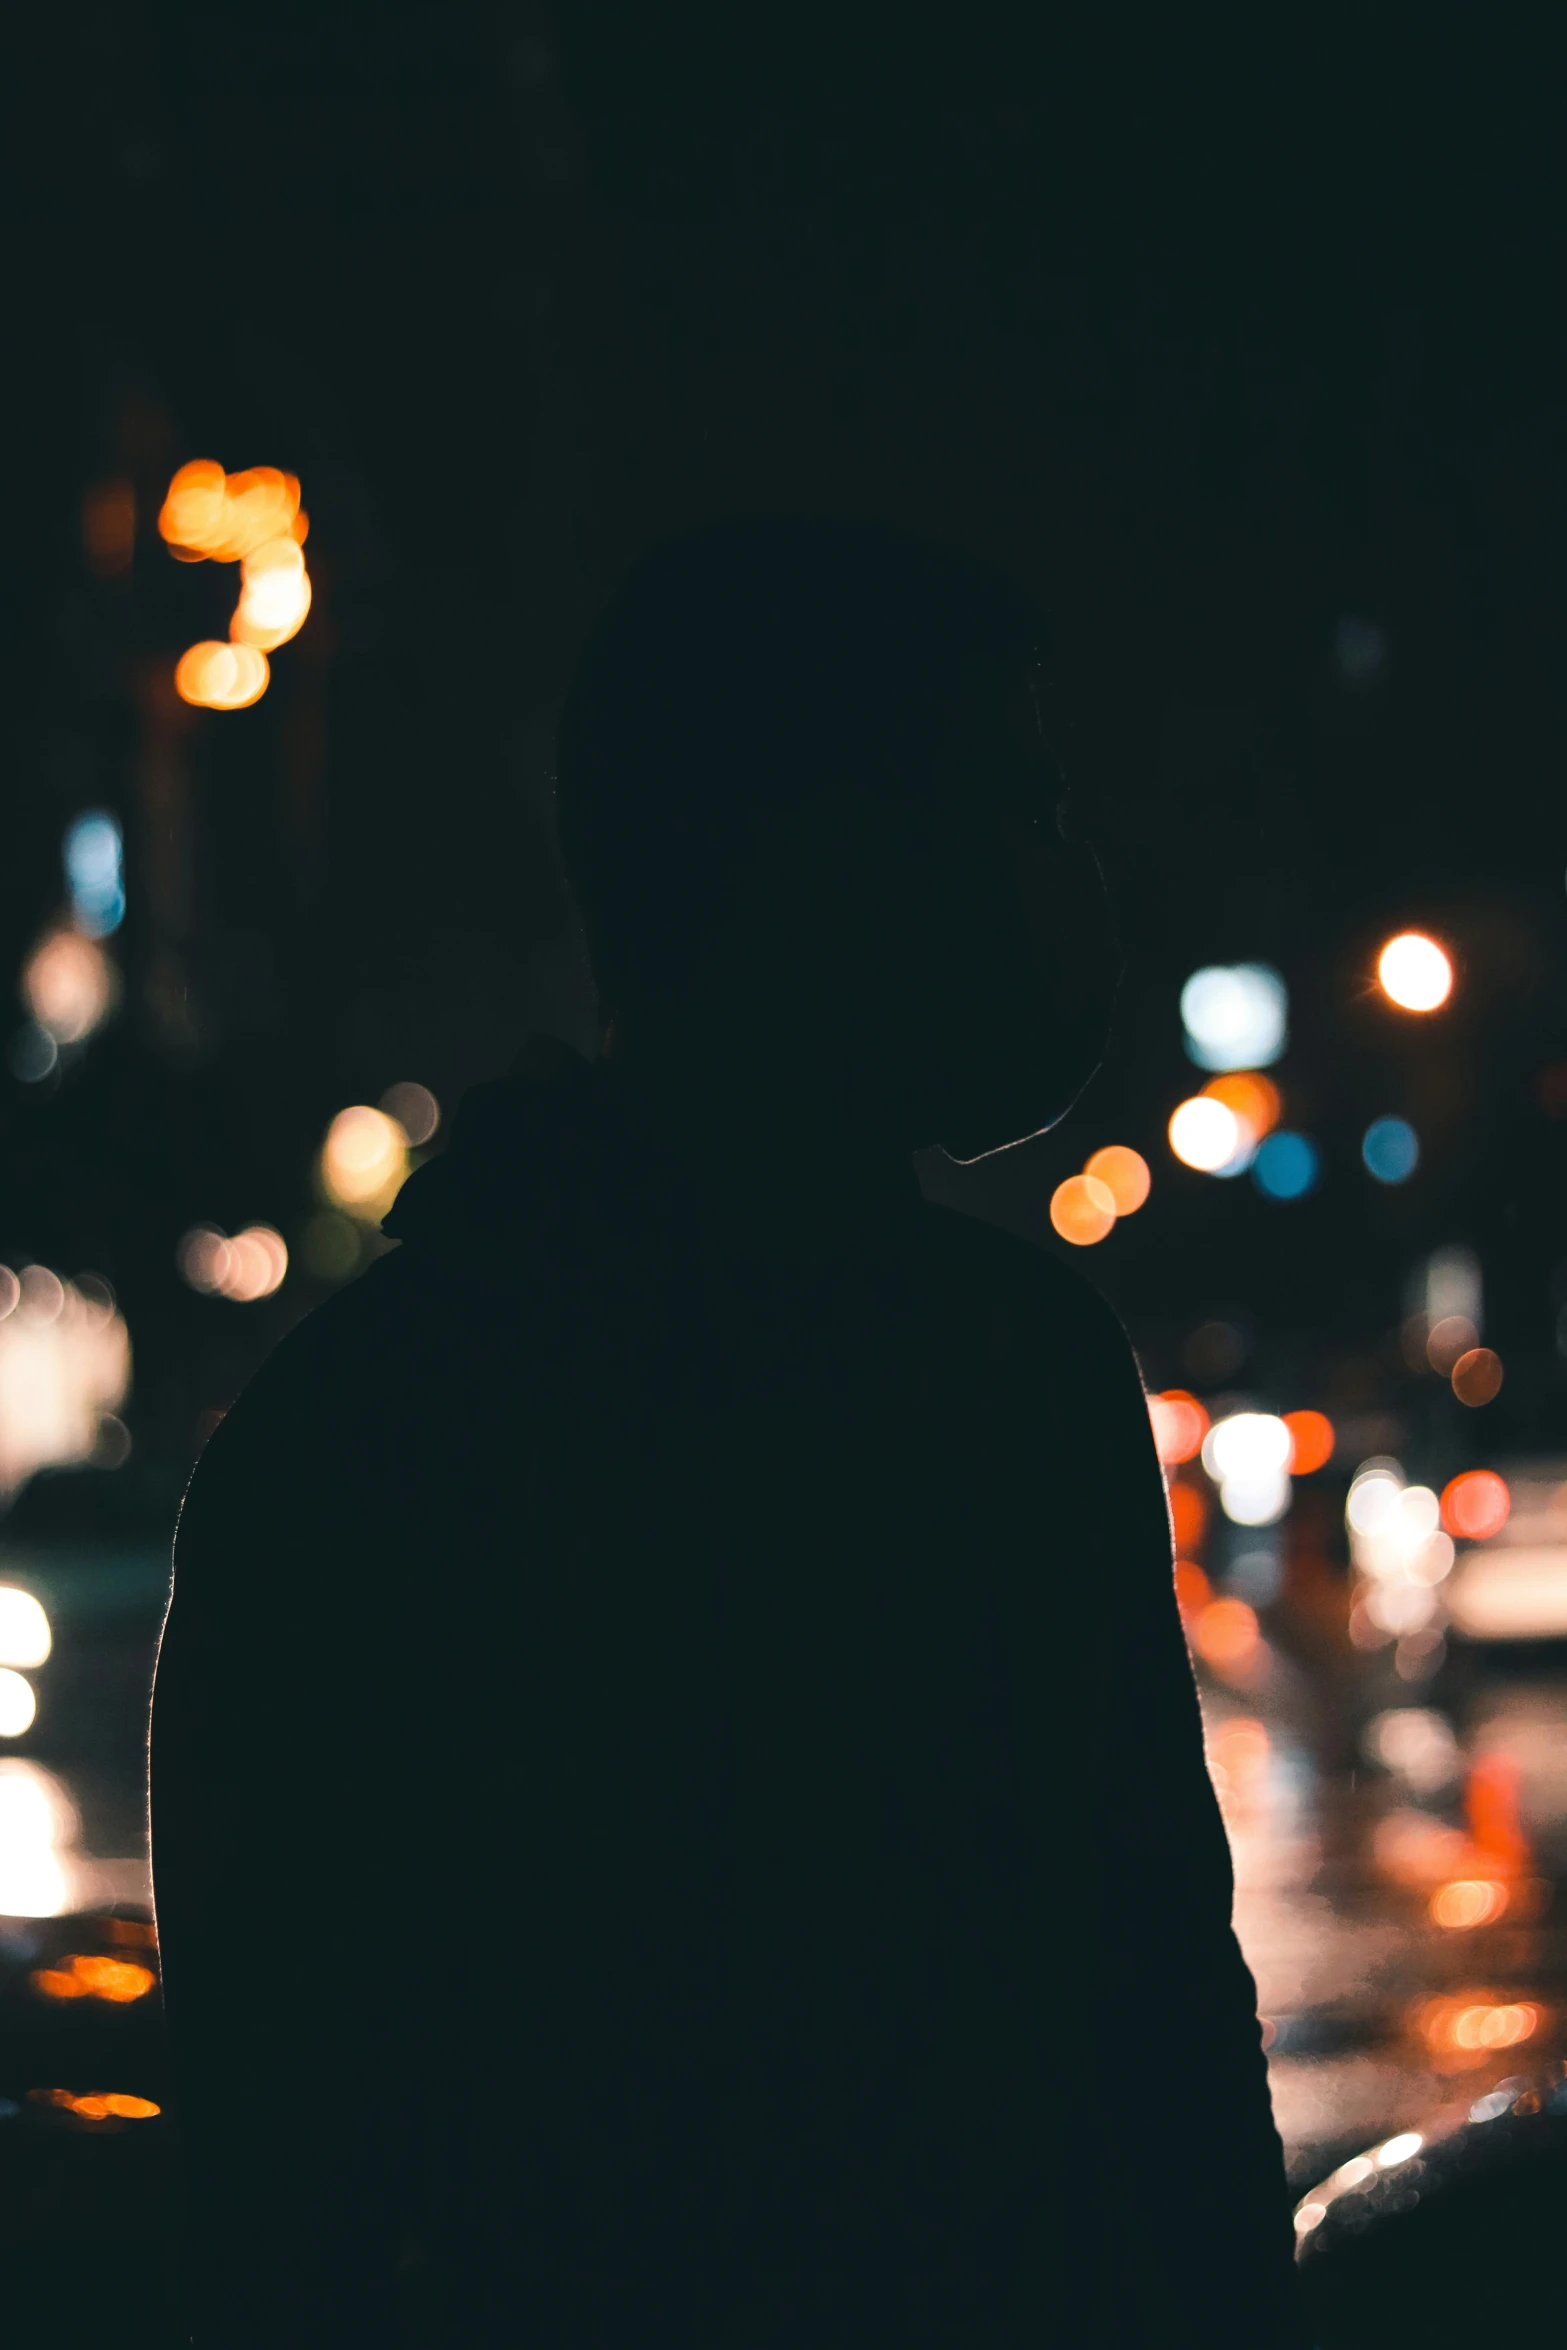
3 3 1565 1512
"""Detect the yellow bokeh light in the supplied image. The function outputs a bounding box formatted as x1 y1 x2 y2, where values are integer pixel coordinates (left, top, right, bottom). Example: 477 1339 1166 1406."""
1168 1096 1241 1172
159 462 301 562
231 536 313 651
1199 1071 1281 1151
1049 1173 1117 1246
174 641 270 711
1430 1878 1509 1930
1083 1145 1150 1214
319 1107 410 1220
1378 932 1453 1012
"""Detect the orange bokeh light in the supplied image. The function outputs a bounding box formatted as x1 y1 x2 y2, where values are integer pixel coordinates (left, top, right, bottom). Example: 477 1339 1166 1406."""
175 641 270 711
30 2087 161 2121
1083 1145 1151 1215
1149 1389 1209 1466
1049 1173 1117 1246
1189 1596 1260 1671
1200 1072 1281 1150
31 1953 156 2005
1452 1348 1504 1407
1169 1478 1208 1553
1282 1410 1334 1475
1441 1470 1511 1542
1430 1879 1510 1930
1173 1560 1212 1617
159 461 301 562
1413 1994 1540 2064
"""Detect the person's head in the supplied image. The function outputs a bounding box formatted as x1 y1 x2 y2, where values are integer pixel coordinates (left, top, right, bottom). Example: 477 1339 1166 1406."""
557 519 1118 1165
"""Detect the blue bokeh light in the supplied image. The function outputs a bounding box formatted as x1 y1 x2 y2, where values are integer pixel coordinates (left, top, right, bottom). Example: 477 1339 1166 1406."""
1252 1130 1319 1201
1362 1115 1420 1184
64 810 124 937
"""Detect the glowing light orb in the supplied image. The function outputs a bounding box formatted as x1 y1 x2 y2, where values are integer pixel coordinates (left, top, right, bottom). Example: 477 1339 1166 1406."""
1251 1131 1319 1200
1180 963 1287 1072
320 1106 410 1220
63 812 124 938
22 930 117 1046
1282 1410 1334 1475
379 1081 441 1148
231 536 313 650
1082 1145 1150 1214
1362 1115 1420 1183
1441 1470 1510 1542
1378 932 1453 1012
1169 1096 1241 1172
1430 1880 1509 1930
0 1669 37 1737
1148 1390 1209 1465
1049 1173 1117 1246
0 1590 51 1670
1189 1597 1261 1670
174 641 270 711
1452 1347 1503 1407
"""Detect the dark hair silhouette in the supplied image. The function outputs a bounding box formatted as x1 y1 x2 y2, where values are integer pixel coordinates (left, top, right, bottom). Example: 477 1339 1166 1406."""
557 520 1045 1005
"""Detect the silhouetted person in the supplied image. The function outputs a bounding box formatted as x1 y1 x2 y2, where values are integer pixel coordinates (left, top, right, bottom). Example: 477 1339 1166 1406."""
151 522 1303 2346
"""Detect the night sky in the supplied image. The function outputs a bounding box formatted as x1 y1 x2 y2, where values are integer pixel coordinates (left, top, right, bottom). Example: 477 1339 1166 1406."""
4 7 1566 1508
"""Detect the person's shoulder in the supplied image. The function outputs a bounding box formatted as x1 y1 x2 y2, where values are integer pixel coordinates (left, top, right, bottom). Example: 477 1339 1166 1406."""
912 1199 1139 1379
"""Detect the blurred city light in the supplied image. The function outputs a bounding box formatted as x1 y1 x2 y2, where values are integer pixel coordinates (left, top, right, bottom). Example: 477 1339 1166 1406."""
30 2090 162 2122
231 536 312 651
1413 1995 1540 2063
1362 1115 1419 1184
1049 1172 1116 1245
8 1023 58 1082
1452 1346 1503 1407
319 1106 410 1221
30 1952 155 2004
1169 1478 1208 1551
22 928 118 1046
1082 1144 1149 1214
0 1670 36 1737
177 1226 287 1302
1189 1596 1261 1671
1180 963 1287 1071
1251 1130 1319 1200
1430 1879 1510 1930
1446 1549 1567 1639
1425 1244 1482 1331
174 642 270 711
1441 1470 1511 1541
0 1589 51 1670
1378 932 1453 1012
381 1081 441 1147
1427 1315 1479 1373
1200 1072 1281 1171
1148 1389 1209 1465
0 1761 79 1914
158 461 302 561
0 1267 132 1497
63 812 124 937
1364 1707 1461 1793
1282 1410 1334 1474
1203 1412 1293 1526
1169 1095 1241 1171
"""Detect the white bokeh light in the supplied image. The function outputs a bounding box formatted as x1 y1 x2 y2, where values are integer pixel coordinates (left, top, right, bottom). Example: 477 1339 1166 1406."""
1180 963 1288 1071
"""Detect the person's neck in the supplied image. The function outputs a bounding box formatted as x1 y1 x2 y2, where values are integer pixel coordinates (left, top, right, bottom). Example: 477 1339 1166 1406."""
607 1041 924 1256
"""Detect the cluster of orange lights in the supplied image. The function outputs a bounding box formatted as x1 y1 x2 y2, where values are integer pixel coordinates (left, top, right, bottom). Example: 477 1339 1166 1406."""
1147 1391 1334 1476
1167 1071 1283 1173
160 461 312 710
1412 1994 1542 2066
30 1952 157 2004
28 2088 160 2122
1049 1145 1150 1246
